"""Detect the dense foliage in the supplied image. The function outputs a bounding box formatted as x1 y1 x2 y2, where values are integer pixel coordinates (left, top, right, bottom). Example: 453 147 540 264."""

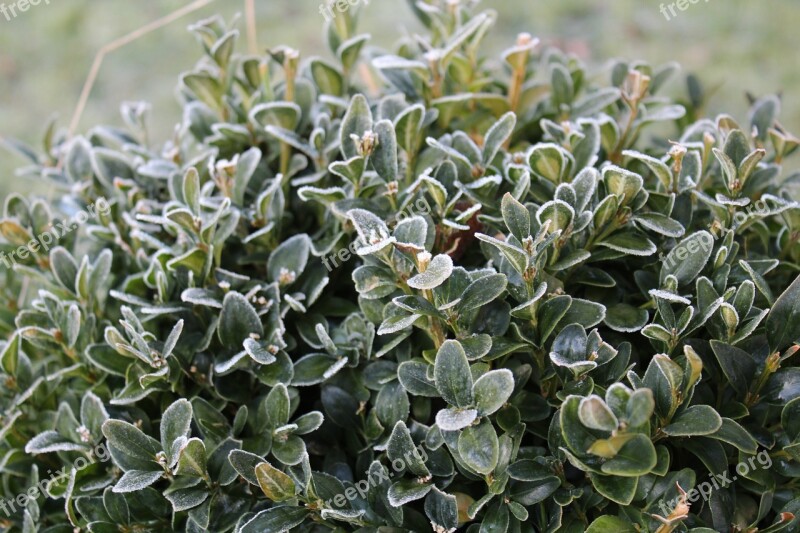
2 1 800 531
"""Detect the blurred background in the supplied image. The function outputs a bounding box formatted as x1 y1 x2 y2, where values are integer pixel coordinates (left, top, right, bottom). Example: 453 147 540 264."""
1 0 799 198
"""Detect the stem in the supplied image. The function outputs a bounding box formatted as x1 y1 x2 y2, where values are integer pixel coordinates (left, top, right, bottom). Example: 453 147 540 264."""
279 59 297 181
610 103 639 164
423 289 446 349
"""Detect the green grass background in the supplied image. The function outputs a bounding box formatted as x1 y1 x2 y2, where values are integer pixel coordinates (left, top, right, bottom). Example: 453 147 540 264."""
1 0 799 198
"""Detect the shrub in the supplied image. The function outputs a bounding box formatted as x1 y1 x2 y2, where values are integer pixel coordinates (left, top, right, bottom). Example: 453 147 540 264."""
2 2 800 532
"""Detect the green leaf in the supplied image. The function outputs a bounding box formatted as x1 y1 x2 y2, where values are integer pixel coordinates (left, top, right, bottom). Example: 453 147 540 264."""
562 299 607 329
337 34 370 72
51 247 78 290
255 461 296 502
292 354 347 386
251 102 301 130
765 274 800 352
112 471 163 494
457 273 508 313
341 94 373 159
375 380 409 428
634 213 685 238
101 420 161 464
232 147 261 205
398 361 439 397
434 340 474 407
0 333 20 375
604 303 649 333
483 112 516 165
501 193 530 241
103 487 130 524
293 411 323 435
348 208 393 255
408 254 453 290
598 230 656 257
218 292 263 348
160 399 192 463
480 501 510 533
458 420 499 475
91 147 135 186
80 391 109 443
244 338 277 365
589 472 637 505
387 478 433 507
709 418 758 454
586 515 639 533
183 73 222 110
265 383 291 427
476 233 528 274
625 388 654 427
750 95 780 140
461 334 492 361
551 64 575 106
579 396 618 432
393 295 441 318
663 405 723 436
593 194 619 229
228 449 262 486
164 487 209 513
272 435 306 466
603 166 642 205
528 143 569 183
508 476 561 506
24 431 86 454
378 314 422 335
764 368 800 404
660 231 715 285
643 354 683 419
268 234 310 285
473 369 514 416
710 340 757 395
310 58 344 96
175 438 208 479
394 104 425 153
600 434 657 476
372 119 398 182
436 407 478 431
622 149 672 191
424 487 458 532
536 200 574 232
549 324 593 376
572 87 621 117
240 506 309 533
387 422 429 477
539 295 572 342
723 129 750 167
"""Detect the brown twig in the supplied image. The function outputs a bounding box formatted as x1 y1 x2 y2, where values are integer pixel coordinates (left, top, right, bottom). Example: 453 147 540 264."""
68 0 217 137
245 0 258 55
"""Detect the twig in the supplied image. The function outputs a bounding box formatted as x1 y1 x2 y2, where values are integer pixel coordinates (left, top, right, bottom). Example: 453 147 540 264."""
68 0 217 137
245 0 258 55
358 63 380 97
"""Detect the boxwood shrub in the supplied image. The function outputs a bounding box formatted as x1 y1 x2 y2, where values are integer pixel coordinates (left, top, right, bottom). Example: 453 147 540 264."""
2 2 800 532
